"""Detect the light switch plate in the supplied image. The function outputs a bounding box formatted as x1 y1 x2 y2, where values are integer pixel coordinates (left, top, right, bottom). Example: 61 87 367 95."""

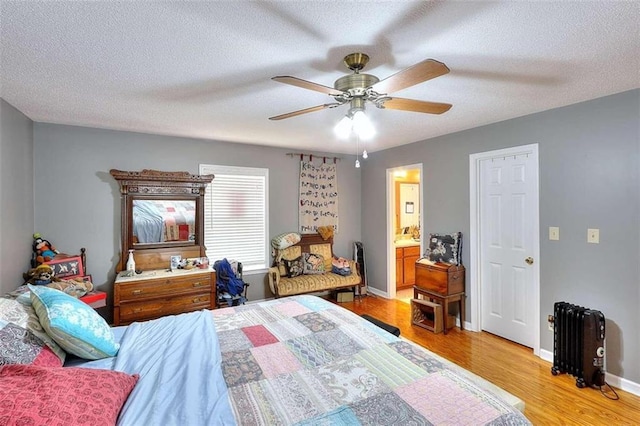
587 228 600 244
549 227 559 241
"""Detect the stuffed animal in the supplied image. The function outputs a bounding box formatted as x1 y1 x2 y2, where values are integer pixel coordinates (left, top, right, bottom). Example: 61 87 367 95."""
23 264 58 286
23 264 93 298
317 226 334 241
32 232 60 265
47 278 93 298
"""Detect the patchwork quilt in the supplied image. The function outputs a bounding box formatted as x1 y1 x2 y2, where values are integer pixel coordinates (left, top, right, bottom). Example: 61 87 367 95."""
213 295 531 425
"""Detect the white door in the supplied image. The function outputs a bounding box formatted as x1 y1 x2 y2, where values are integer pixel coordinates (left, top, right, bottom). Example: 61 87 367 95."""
479 152 537 347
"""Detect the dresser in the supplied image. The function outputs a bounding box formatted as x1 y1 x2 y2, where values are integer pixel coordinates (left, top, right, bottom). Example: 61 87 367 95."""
110 169 216 326
113 268 216 326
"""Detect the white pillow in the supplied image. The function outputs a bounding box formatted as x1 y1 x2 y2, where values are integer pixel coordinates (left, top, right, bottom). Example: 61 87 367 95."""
271 232 301 249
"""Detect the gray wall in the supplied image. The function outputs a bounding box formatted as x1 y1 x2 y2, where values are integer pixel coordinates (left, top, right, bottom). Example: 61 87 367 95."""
33 124 361 316
0 99 34 295
362 89 640 383
10 89 638 385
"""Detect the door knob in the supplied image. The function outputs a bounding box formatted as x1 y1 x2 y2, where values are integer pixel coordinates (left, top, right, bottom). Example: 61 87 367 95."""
525 257 534 265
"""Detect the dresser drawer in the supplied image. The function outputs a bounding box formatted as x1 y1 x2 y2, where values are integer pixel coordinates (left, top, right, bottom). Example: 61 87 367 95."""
119 293 211 324
415 263 465 296
118 274 211 302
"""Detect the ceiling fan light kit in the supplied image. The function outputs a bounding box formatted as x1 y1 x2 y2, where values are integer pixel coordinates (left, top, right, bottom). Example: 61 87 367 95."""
334 107 375 140
270 52 452 167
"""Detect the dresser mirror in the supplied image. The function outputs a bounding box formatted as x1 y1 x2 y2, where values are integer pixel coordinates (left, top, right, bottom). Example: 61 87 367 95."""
132 198 196 245
110 169 214 272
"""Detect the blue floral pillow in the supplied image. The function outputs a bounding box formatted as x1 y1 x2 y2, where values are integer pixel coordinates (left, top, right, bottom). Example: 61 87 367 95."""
28 285 119 360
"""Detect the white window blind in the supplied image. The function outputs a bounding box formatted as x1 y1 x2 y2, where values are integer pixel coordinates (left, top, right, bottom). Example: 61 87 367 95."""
200 164 269 272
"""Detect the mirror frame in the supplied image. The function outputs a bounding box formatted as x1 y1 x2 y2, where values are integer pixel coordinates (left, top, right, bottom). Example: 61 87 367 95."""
110 169 214 271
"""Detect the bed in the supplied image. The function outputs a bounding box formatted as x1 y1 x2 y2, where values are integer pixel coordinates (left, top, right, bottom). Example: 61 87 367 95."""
2 292 530 425
132 199 195 243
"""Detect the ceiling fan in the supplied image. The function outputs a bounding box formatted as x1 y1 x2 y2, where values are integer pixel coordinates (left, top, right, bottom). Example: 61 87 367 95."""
269 53 452 123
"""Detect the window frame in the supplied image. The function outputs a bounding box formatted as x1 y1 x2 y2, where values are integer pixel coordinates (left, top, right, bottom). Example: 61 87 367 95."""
199 164 269 274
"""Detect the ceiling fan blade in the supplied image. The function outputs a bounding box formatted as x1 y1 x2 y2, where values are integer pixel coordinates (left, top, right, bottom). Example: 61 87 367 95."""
371 59 450 94
269 103 340 120
380 97 452 114
272 76 343 96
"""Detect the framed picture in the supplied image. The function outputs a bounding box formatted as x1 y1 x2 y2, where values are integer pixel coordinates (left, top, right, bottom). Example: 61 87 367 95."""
170 255 182 271
45 256 84 279
405 202 414 214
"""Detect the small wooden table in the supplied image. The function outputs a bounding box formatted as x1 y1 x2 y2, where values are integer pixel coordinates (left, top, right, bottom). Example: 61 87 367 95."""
413 286 465 334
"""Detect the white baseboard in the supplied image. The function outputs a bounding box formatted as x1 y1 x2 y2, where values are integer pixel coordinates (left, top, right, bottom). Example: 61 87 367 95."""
538 349 639 396
367 287 389 299
539 348 553 363
605 373 640 396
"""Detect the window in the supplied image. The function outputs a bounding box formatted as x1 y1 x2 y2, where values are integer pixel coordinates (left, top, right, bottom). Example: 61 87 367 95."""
200 164 269 273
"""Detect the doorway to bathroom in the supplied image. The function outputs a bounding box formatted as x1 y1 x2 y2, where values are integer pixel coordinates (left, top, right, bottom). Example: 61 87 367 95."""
386 163 423 303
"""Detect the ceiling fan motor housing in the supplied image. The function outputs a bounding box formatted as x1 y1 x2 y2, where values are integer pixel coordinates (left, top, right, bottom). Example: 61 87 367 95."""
334 73 380 94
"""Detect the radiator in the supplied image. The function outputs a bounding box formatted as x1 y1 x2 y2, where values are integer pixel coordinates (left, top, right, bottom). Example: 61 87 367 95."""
551 302 606 388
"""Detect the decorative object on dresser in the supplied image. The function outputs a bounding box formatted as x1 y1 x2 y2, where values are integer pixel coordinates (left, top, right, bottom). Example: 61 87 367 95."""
110 169 215 325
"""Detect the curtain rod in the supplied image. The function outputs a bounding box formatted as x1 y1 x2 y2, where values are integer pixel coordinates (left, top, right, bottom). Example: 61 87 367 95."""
286 152 342 163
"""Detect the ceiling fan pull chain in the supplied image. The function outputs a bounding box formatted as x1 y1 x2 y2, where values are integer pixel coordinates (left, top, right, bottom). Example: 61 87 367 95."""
355 134 361 168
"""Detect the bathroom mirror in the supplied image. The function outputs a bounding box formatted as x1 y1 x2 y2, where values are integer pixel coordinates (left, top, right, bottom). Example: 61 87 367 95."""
399 183 420 229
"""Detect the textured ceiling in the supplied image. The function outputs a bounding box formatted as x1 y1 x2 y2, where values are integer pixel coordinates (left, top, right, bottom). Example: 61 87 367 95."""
1 1 638 154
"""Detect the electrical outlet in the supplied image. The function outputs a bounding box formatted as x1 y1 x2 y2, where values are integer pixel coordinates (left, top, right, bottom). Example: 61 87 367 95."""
547 315 554 331
587 228 600 244
549 226 559 241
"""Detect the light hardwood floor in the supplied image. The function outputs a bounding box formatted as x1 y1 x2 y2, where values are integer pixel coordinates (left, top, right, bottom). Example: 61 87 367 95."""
337 294 640 425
